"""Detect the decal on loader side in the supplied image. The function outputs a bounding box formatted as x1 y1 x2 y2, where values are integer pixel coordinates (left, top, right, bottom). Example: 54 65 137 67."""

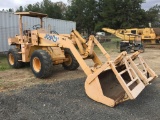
44 34 59 42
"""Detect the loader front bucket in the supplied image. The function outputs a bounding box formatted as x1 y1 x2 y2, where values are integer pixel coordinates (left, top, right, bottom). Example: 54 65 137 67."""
85 61 145 107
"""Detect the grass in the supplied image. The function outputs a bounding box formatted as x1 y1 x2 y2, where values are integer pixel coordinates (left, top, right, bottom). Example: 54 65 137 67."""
0 55 11 71
0 79 18 90
94 37 121 54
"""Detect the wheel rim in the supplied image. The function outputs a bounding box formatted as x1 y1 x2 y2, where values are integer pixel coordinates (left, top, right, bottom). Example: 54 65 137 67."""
33 57 41 72
9 53 14 65
64 54 72 66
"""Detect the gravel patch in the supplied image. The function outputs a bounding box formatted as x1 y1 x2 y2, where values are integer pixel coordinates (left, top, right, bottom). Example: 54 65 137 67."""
0 76 160 120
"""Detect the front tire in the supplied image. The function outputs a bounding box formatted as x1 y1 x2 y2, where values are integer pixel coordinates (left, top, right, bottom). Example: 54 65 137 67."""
30 50 53 78
7 48 23 68
62 48 79 70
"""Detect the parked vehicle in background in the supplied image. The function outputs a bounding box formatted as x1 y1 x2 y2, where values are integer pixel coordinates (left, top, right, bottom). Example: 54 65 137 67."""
95 32 111 43
120 34 144 53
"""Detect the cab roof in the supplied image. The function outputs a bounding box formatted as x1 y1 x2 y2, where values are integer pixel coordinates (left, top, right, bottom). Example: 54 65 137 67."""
15 11 47 18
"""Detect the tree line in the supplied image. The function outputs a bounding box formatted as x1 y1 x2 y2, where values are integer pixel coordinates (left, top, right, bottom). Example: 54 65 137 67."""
2 0 160 34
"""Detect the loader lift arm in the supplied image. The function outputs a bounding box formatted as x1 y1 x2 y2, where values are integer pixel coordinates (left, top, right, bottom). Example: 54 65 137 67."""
71 30 110 61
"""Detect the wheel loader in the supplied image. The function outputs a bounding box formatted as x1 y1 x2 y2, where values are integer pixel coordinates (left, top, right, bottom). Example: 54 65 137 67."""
8 12 158 107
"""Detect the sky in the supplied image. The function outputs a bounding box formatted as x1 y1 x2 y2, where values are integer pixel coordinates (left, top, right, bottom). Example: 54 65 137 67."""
0 0 68 10
142 0 160 10
0 0 159 11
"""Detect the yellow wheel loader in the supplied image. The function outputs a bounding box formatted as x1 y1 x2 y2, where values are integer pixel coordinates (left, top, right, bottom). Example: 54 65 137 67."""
8 12 158 107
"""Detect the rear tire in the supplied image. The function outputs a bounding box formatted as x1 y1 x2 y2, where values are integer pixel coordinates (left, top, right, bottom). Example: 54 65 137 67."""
126 47 131 54
7 48 23 68
30 50 53 78
62 48 79 70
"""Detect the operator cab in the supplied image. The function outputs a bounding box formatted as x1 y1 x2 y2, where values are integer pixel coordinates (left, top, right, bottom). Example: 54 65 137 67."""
15 11 47 37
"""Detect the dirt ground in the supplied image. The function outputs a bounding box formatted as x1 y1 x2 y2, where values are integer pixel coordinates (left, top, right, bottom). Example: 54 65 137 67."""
0 48 160 120
0 48 159 92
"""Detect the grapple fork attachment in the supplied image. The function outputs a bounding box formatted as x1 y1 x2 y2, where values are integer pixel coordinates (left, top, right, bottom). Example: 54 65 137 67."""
128 52 158 85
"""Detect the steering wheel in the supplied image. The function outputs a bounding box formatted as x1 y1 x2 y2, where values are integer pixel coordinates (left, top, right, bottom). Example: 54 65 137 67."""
32 24 41 30
50 30 59 35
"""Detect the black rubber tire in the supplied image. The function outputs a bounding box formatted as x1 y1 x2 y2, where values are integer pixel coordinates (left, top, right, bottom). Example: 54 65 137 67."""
126 47 131 54
30 50 53 78
120 49 124 52
138 46 145 53
7 48 23 68
62 48 79 70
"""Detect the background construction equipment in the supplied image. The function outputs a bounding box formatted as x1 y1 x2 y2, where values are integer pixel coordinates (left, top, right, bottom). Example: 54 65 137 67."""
103 27 160 49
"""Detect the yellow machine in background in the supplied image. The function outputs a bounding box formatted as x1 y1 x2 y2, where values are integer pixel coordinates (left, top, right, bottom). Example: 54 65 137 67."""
103 28 145 53
103 27 160 44
7 12 157 107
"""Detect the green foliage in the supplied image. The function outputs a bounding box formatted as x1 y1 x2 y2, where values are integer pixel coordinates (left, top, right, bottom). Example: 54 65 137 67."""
16 0 66 19
16 6 24 12
95 22 104 32
94 37 121 54
0 8 14 12
65 0 155 33
145 4 160 27
98 0 146 29
14 0 160 33
65 0 98 34
24 3 42 12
